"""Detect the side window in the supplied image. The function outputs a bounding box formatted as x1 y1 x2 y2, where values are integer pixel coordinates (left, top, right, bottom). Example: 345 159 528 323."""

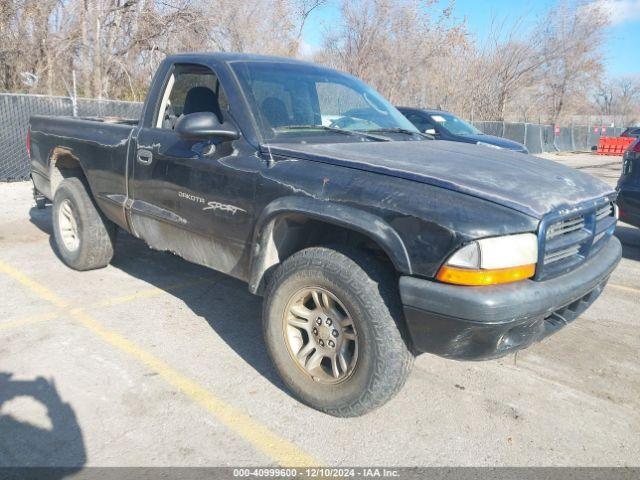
155 65 228 129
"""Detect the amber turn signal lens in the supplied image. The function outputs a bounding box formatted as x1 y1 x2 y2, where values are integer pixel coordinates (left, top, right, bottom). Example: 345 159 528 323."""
436 264 536 286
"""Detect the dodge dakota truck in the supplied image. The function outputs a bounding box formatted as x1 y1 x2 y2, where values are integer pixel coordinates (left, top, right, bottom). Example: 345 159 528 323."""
29 53 621 417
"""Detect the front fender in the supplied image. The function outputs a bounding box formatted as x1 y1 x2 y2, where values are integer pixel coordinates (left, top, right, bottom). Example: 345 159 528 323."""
248 196 412 294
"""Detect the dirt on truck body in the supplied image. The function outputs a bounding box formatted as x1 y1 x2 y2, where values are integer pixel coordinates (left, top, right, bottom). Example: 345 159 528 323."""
28 52 621 416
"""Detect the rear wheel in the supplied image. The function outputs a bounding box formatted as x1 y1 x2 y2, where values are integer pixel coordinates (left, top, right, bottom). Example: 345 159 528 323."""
52 177 116 270
263 246 413 417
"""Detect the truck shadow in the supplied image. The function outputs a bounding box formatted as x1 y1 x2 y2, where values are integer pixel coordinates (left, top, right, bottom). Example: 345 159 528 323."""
614 225 640 261
28 207 289 396
0 372 86 475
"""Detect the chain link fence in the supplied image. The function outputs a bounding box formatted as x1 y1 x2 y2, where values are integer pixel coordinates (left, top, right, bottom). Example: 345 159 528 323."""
472 121 625 154
0 93 142 181
0 92 629 181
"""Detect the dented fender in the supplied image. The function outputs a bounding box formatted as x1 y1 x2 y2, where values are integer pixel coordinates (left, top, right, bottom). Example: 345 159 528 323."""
248 196 411 294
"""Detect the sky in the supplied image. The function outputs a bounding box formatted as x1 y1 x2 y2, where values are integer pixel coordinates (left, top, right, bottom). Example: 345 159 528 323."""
302 0 640 77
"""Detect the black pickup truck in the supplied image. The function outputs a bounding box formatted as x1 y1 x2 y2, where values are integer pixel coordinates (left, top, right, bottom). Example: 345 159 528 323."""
29 53 621 417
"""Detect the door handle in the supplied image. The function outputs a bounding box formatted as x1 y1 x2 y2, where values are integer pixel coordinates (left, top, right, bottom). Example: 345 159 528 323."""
137 149 153 165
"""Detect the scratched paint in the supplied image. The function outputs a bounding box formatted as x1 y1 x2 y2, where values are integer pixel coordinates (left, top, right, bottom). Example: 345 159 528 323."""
267 141 614 219
28 51 615 284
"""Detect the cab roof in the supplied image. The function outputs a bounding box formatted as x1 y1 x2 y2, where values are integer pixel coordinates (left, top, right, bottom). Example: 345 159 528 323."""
167 52 316 66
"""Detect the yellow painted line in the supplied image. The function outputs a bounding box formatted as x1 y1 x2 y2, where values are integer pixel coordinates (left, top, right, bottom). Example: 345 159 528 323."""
608 283 640 294
0 259 320 467
0 279 208 334
70 307 318 466
0 261 68 308
89 278 208 309
0 311 59 332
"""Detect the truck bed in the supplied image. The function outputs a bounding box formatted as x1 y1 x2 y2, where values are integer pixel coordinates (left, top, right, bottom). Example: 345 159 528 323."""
29 114 137 230
73 116 139 126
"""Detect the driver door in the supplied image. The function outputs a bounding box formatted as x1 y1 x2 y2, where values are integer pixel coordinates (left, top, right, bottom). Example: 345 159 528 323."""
129 62 258 279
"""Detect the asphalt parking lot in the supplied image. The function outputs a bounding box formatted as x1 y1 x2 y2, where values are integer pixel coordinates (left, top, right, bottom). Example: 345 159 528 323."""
1 152 639 468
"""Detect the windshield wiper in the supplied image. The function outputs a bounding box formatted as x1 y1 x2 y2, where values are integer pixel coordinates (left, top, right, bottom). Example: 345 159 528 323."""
360 128 433 139
274 125 388 141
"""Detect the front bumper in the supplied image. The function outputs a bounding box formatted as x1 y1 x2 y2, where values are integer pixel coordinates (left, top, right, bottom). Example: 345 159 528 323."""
399 237 622 360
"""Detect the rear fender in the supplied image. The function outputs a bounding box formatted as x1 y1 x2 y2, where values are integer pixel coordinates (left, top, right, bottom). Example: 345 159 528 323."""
48 147 86 199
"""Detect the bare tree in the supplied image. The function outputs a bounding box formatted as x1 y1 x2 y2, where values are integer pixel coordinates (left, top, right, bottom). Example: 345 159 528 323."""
0 0 325 100
594 75 640 124
614 76 640 119
0 0 637 124
539 1 608 123
318 0 466 105
464 14 549 121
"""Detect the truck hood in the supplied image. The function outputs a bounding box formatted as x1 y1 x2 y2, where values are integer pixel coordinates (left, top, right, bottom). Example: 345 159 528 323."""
265 140 614 219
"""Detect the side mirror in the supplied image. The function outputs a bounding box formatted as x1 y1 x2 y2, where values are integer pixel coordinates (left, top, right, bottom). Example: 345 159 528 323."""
175 112 239 140
424 128 437 135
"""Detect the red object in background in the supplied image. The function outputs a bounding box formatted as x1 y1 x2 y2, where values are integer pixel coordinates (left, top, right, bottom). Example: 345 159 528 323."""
26 128 31 159
554 125 560 136
596 136 635 155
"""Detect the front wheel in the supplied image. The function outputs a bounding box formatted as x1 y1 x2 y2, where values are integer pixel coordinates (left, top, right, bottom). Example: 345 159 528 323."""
263 246 413 417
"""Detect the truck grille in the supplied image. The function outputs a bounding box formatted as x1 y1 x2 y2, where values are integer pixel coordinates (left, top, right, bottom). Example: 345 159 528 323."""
546 215 585 241
536 198 616 280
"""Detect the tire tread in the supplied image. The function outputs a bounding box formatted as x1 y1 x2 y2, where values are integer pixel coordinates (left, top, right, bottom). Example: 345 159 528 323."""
53 177 116 270
264 245 413 417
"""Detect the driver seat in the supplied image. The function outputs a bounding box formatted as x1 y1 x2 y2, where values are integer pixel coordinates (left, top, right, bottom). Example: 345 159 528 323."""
182 86 223 123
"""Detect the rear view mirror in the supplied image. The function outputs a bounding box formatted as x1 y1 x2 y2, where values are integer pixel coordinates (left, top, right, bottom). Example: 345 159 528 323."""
175 112 239 140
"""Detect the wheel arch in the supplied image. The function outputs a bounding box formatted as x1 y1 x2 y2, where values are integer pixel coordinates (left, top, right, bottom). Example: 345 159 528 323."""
49 147 87 198
248 196 412 294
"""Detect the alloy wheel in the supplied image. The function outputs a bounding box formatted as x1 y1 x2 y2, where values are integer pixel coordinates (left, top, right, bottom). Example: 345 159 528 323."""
283 287 358 384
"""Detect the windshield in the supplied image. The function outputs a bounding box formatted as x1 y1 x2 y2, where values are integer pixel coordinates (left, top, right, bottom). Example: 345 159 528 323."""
430 113 480 136
230 61 419 141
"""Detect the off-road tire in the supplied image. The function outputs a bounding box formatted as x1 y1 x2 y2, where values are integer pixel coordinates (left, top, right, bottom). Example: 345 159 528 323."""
52 177 116 270
263 245 414 417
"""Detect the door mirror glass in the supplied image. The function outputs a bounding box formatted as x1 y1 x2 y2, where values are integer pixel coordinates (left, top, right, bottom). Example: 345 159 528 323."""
175 112 239 140
424 128 437 135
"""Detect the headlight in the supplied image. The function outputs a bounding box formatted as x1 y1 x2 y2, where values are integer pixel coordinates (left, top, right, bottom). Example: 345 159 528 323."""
437 233 538 286
477 141 503 149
